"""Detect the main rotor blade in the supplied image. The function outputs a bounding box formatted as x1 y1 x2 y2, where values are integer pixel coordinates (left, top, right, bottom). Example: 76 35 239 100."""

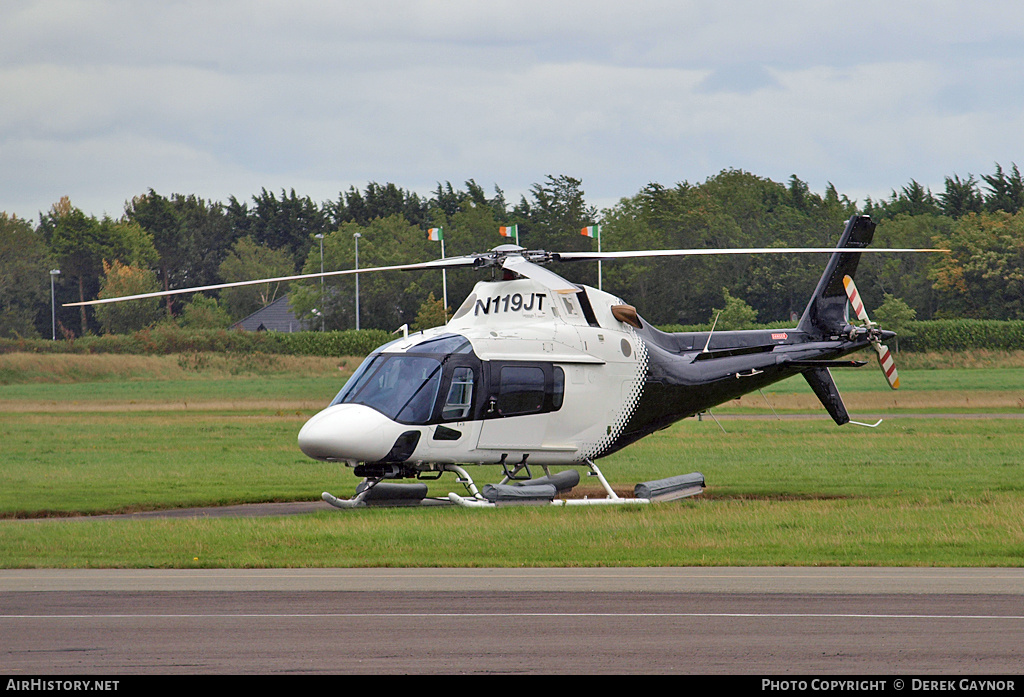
556 247 949 261
501 255 580 294
63 256 478 308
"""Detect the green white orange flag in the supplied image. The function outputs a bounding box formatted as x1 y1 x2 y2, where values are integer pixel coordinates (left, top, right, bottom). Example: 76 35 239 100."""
427 227 443 241
581 225 600 238
498 224 518 238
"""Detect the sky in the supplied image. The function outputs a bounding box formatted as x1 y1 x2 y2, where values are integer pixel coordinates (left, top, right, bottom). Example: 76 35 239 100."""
2 0 1023 222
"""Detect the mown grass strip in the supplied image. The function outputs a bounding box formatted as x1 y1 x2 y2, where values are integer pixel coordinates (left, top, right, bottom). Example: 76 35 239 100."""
1 414 1022 568
1 355 1021 568
4 495 1022 568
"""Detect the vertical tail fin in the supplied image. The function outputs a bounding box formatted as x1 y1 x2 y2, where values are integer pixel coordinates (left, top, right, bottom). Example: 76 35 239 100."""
802 368 850 425
797 215 876 337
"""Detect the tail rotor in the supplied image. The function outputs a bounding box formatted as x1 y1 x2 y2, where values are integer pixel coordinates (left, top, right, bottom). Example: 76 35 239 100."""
842 275 900 390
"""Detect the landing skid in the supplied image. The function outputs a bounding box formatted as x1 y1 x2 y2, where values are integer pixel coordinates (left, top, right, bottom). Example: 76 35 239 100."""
321 461 704 509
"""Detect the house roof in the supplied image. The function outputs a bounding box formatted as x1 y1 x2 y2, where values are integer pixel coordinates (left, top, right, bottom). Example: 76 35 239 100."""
232 295 313 332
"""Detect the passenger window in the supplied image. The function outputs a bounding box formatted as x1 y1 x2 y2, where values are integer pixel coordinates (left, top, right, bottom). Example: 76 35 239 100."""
442 367 475 421
496 366 546 416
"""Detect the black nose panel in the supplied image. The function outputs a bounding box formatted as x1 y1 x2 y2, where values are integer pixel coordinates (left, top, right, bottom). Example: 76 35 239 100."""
382 430 421 463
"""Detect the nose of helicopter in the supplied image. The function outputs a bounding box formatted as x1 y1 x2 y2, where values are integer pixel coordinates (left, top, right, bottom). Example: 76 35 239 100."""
298 404 401 462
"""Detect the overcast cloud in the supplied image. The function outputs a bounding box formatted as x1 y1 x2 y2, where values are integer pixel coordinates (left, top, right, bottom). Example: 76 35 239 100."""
2 0 1023 220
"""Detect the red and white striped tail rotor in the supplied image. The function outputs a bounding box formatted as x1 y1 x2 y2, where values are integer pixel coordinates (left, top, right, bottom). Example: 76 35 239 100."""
874 342 900 390
842 275 900 390
842 275 871 325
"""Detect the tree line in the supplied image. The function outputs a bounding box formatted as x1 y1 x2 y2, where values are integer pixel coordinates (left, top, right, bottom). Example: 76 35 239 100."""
1 165 1022 339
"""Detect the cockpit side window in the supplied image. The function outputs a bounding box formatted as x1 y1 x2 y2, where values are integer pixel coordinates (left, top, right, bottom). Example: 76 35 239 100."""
441 367 475 421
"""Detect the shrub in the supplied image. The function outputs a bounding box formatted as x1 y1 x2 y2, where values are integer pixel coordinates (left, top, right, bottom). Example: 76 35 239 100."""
4 321 1024 356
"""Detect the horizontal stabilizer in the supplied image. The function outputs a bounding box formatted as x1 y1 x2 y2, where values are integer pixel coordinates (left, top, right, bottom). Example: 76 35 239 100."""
787 360 868 368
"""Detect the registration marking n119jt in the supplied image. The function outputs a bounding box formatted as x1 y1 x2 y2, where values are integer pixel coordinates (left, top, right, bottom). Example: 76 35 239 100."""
475 293 547 316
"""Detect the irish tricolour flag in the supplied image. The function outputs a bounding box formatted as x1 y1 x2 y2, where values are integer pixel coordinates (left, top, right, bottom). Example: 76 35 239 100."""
427 227 443 241
580 225 600 238
498 224 518 238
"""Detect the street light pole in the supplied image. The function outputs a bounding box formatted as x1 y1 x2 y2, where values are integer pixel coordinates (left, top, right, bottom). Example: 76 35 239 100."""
314 234 324 331
353 232 361 331
49 269 60 340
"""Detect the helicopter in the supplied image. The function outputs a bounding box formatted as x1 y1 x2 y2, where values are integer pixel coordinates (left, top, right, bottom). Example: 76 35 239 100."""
68 214 945 509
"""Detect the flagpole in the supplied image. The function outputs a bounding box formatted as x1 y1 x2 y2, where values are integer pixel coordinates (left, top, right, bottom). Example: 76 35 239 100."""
582 225 603 290
441 238 448 320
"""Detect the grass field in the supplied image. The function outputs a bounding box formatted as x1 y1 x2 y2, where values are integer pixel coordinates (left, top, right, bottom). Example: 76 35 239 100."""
1 350 1022 568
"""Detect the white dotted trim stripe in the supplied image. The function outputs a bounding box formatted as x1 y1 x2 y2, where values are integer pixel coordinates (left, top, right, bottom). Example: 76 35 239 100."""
577 332 649 462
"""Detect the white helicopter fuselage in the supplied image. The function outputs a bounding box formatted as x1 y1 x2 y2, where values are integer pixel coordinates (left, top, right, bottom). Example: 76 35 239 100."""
297 277 648 471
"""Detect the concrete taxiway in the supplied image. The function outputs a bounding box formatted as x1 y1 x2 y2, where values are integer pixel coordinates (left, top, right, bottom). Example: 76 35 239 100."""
3 566 1023 593
2 568 1022 674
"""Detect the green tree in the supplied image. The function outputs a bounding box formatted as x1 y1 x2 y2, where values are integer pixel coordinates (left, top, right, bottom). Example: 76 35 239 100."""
126 189 185 318
247 188 330 261
46 198 158 334
517 175 598 257
864 180 942 220
412 292 448 331
597 194 677 321
333 182 429 227
858 213 953 320
930 211 1024 319
422 185 507 310
94 260 162 334
0 213 50 338
168 193 236 290
178 294 232 329
981 163 1024 214
291 215 435 331
939 174 984 219
126 190 234 318
598 170 854 325
218 237 296 321
711 287 758 330
873 294 917 351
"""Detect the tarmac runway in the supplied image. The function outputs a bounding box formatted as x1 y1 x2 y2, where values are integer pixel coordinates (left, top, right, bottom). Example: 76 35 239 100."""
3 567 1023 675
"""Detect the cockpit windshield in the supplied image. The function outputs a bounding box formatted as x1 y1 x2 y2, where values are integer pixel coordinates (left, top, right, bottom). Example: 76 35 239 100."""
331 354 443 424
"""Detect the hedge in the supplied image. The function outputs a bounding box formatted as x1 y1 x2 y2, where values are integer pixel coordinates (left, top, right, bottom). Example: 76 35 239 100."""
899 320 1024 352
3 320 1023 356
0 327 395 357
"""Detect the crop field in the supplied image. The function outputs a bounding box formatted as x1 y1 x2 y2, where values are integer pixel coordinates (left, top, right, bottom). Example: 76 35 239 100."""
0 351 1022 568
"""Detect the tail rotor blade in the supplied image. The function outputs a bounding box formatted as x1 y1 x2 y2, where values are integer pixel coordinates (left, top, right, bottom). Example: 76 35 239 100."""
844 275 900 390
875 342 900 390
842 275 871 324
